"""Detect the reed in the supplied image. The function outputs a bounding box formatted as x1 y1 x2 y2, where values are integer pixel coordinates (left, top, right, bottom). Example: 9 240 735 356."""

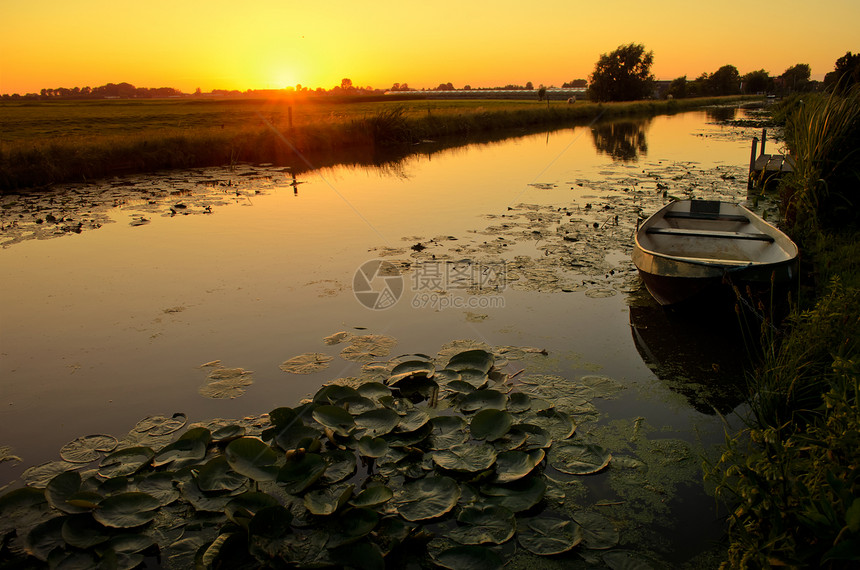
0 95 753 192
781 85 860 229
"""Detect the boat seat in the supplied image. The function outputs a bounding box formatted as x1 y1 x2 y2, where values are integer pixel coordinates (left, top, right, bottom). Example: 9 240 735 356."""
646 227 774 242
663 211 749 223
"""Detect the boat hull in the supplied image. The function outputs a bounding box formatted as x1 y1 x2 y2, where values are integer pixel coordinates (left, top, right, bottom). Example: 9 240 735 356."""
632 200 798 306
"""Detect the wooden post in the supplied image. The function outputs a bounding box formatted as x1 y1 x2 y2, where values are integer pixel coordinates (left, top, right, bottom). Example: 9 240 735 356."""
748 137 759 190
760 128 767 156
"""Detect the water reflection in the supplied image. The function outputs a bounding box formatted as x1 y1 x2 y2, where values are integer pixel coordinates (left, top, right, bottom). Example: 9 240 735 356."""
590 119 650 162
705 106 739 122
627 289 749 415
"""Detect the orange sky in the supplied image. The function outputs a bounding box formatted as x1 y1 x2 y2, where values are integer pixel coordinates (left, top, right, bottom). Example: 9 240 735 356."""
1 0 857 94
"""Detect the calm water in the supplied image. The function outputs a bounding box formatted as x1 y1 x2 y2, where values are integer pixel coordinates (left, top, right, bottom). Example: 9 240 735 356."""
0 107 776 564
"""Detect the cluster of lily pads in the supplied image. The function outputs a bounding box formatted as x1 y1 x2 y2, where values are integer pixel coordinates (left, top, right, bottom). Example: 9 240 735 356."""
0 349 629 569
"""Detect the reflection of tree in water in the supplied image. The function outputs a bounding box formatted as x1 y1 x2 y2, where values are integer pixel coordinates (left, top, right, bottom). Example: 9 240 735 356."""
704 106 738 122
590 119 650 162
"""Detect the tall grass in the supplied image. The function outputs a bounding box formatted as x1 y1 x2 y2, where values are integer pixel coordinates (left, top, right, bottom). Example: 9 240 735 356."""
0 95 753 192
781 85 860 229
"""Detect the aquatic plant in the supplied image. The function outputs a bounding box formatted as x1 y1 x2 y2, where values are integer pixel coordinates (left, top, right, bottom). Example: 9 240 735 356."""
0 348 635 569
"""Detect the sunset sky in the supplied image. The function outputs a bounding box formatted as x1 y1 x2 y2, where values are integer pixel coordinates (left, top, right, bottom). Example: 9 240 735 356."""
1 0 857 95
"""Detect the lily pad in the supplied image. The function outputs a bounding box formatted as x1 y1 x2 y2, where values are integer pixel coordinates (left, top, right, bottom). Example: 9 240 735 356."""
135 472 180 506
480 476 546 513
427 416 468 450
274 425 322 452
277 453 326 494
20 461 79 487
321 449 357 484
446 349 495 374
326 507 379 548
304 484 354 516
550 442 612 475
62 514 111 548
323 331 352 345
196 456 247 492
99 447 154 478
459 390 507 413
602 550 659 569
572 510 620 549
224 438 279 482
528 408 576 440
493 449 544 483
133 413 187 436
470 409 513 441
395 476 461 522
433 444 497 473
279 353 334 374
199 368 253 399
349 485 393 508
355 408 400 437
395 408 431 433
26 517 67 561
93 492 160 528
448 505 516 545
389 360 435 383
517 517 582 555
248 504 293 539
152 438 206 468
340 335 398 362
434 545 504 570
312 405 356 437
59 434 118 463
356 382 392 400
357 435 389 458
45 470 85 514
456 369 490 390
225 492 280 526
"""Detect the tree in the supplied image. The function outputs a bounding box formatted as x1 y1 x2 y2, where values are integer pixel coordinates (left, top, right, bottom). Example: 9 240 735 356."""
666 76 687 99
340 78 353 91
742 69 771 94
588 43 655 102
706 65 741 95
824 52 860 92
781 64 811 92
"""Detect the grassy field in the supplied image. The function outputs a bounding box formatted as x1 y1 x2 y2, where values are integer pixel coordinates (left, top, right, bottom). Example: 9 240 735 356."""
0 95 756 191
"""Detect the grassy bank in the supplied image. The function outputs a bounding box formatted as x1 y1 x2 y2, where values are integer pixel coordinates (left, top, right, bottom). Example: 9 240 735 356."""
711 86 860 568
0 95 754 192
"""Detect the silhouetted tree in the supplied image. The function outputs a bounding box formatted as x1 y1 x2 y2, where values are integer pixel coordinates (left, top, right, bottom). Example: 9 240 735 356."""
824 52 860 92
588 43 655 102
742 69 772 94
781 64 812 93
666 76 687 99
705 65 741 95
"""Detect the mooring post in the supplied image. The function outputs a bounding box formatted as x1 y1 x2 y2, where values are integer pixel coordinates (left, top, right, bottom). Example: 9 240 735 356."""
760 128 767 156
748 137 759 190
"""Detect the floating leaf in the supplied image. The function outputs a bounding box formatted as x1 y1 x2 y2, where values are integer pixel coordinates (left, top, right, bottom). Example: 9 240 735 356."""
45 470 84 514
357 436 389 458
350 485 393 508
330 540 385 570
481 476 546 513
550 442 611 475
321 449 357 485
152 438 206 468
93 492 160 528
20 461 78 487
340 335 398 362
529 408 576 440
470 409 513 441
459 390 507 412
446 350 494 374
395 476 460 521
274 425 322 452
338 395 378 415
224 438 279 482
135 472 179 506
327 507 379 548
109 533 156 554
62 513 110 548
133 413 187 435
433 444 497 473
434 545 504 570
312 405 356 437
199 368 253 399
457 370 490 390
279 353 334 374
277 453 326 494
99 447 154 478
26 516 66 561
396 409 431 433
572 510 619 549
0 487 49 534
248 505 293 539
323 331 352 345
448 505 516 545
355 408 400 437
356 382 392 400
59 434 118 463
226 492 279 526
304 484 354 516
389 360 435 383
507 392 533 413
211 424 246 442
493 449 544 483
315 384 360 404
427 416 468 450
517 517 582 555
196 456 247 492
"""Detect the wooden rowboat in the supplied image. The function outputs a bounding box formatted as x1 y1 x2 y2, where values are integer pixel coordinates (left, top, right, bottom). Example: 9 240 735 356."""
632 200 798 306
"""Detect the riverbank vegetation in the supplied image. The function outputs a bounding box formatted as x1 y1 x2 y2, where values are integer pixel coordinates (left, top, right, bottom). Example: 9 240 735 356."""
711 84 860 568
0 95 754 192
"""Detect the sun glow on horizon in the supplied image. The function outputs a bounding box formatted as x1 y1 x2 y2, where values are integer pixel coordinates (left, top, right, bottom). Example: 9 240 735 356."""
1 0 858 95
